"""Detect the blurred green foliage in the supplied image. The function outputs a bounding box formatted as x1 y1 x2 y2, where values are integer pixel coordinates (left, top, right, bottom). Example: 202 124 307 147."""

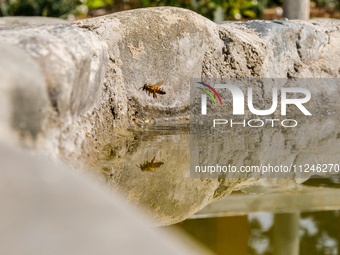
265 0 282 7
0 0 271 19
85 0 113 9
195 0 265 21
2 0 338 21
136 0 266 20
312 0 339 9
0 0 278 20
0 0 340 22
0 0 83 17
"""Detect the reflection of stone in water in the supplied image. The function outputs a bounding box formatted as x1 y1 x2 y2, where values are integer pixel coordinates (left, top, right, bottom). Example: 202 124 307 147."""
190 114 340 179
91 128 226 225
88 108 340 225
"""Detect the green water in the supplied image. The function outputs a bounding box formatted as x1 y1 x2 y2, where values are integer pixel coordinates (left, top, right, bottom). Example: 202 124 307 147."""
173 178 340 255
175 209 339 255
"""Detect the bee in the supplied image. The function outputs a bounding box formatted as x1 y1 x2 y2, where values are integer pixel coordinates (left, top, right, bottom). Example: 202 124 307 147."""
139 81 166 99
137 156 164 172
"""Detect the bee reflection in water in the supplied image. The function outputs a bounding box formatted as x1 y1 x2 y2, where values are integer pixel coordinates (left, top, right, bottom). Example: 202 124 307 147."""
137 156 164 172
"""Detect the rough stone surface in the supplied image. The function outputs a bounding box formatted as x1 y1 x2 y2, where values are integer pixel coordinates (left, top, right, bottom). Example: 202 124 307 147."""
0 24 107 118
70 8 340 137
216 19 340 78
0 23 107 159
0 141 210 255
73 8 220 125
1 8 340 226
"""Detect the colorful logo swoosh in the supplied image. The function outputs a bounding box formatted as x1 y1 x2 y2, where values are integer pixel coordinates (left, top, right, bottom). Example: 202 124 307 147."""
196 87 217 105
196 82 223 106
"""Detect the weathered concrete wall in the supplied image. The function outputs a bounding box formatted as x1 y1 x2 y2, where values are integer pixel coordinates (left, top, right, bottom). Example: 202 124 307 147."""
1 8 340 226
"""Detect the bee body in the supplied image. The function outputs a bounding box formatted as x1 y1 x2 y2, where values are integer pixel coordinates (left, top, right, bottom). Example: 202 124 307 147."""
139 81 166 99
137 156 164 172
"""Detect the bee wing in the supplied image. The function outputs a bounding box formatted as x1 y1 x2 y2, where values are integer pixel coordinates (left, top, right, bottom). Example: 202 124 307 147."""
154 81 164 87
153 162 164 168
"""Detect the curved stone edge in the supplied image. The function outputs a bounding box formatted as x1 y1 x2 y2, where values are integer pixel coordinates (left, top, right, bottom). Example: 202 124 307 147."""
0 16 69 27
0 141 211 255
